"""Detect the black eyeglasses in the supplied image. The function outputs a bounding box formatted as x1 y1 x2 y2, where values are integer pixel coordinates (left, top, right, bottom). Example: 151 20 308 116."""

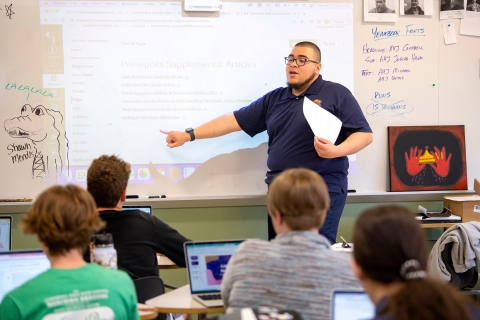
285 57 319 66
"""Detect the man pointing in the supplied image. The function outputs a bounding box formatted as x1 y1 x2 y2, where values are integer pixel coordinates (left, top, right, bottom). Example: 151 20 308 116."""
162 41 372 244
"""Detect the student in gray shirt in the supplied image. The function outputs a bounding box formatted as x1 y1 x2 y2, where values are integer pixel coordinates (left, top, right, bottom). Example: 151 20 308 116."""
221 168 361 320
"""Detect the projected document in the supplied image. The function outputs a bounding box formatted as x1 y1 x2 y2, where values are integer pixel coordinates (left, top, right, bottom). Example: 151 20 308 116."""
39 1 353 183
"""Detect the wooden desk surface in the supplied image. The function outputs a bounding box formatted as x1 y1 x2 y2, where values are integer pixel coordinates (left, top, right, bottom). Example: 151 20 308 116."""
157 254 182 269
420 223 456 229
138 303 159 320
146 284 225 314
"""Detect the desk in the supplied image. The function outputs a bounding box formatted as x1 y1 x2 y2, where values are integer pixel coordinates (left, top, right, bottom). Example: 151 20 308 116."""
138 303 159 320
157 254 181 269
420 223 456 229
146 284 225 314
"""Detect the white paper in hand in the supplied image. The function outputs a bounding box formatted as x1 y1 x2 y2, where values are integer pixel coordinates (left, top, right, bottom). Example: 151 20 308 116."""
303 97 342 143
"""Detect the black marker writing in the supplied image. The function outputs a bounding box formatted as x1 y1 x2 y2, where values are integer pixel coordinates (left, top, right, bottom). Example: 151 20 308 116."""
5 4 14 19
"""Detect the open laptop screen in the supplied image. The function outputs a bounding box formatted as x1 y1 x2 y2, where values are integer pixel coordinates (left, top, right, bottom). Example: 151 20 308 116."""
0 216 12 252
331 290 375 320
185 240 243 294
122 205 152 215
0 250 50 303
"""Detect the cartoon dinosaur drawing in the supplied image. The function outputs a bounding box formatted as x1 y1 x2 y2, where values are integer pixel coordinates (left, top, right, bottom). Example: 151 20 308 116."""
4 104 69 179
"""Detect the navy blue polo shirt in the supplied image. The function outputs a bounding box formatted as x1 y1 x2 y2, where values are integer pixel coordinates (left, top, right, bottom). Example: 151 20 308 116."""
233 75 372 193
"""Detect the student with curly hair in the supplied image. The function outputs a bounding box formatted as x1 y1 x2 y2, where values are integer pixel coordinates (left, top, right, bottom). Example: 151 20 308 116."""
0 185 139 320
85 154 190 279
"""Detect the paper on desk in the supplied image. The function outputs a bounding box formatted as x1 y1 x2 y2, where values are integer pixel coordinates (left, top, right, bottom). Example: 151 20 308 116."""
303 97 342 143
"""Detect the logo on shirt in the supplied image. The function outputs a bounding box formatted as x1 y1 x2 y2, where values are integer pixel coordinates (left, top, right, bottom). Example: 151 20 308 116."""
313 99 322 107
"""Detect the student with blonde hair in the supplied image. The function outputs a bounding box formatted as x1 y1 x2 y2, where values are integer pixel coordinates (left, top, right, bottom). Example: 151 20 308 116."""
0 185 139 319
221 168 360 320
350 205 480 320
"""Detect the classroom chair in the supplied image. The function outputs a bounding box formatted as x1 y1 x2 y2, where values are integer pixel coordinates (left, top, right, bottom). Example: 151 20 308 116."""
134 276 167 320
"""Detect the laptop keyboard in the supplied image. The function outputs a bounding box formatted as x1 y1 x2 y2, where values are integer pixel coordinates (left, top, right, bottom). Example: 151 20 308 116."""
199 294 222 300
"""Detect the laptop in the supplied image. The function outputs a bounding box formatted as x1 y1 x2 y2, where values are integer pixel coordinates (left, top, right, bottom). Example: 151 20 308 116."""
0 250 50 302
184 240 244 307
331 290 375 320
0 216 12 252
122 205 152 215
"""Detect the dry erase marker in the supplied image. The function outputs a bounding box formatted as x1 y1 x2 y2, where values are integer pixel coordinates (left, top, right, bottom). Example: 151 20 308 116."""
126 195 139 199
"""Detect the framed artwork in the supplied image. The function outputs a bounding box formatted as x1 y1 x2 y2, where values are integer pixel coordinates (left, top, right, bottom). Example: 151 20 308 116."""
388 125 467 191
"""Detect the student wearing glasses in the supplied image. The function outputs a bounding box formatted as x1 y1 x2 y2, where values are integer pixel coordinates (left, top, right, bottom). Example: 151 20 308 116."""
162 41 372 245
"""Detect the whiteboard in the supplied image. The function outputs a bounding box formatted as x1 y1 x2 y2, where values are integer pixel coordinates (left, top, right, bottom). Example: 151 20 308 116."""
1 0 479 199
350 2 441 192
350 0 480 192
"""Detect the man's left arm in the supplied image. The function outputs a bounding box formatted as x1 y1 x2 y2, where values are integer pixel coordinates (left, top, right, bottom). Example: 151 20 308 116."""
314 132 373 159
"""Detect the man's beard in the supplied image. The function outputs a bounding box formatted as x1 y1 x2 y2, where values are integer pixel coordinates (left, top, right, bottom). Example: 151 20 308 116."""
286 71 317 91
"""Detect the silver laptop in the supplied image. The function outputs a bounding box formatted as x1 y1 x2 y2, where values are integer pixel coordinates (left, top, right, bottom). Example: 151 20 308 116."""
331 290 375 320
122 205 152 215
0 216 12 252
0 250 50 302
184 240 243 307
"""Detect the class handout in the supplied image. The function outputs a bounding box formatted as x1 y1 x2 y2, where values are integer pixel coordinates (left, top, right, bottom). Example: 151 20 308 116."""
303 97 342 143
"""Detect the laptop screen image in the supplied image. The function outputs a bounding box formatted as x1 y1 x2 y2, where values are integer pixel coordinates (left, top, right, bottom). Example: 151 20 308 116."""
185 240 243 294
0 216 12 252
331 290 375 320
122 205 152 215
0 250 51 302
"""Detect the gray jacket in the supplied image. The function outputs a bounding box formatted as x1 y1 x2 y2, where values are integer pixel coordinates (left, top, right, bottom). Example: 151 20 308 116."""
428 221 480 282
221 231 361 320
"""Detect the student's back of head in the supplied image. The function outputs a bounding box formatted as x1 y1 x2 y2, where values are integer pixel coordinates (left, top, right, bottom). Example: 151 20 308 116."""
85 154 190 277
87 154 130 208
352 205 472 320
222 169 359 320
22 184 104 255
0 185 139 319
267 168 330 231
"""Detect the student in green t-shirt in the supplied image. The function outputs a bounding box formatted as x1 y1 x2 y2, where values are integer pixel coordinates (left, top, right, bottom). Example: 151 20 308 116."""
0 185 139 320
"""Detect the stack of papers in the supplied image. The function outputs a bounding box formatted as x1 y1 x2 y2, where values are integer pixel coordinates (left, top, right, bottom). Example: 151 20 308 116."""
303 97 342 143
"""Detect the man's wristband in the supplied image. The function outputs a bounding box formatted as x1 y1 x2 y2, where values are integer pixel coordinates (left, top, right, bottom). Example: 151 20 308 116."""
185 128 195 141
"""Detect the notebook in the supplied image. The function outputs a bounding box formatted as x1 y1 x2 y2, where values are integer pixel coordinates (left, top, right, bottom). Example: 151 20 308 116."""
0 250 50 302
331 290 375 320
122 205 152 215
0 216 12 252
184 240 243 307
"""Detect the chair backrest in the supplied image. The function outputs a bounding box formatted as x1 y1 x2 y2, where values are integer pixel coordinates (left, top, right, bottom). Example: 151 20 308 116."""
440 242 478 289
133 276 165 304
